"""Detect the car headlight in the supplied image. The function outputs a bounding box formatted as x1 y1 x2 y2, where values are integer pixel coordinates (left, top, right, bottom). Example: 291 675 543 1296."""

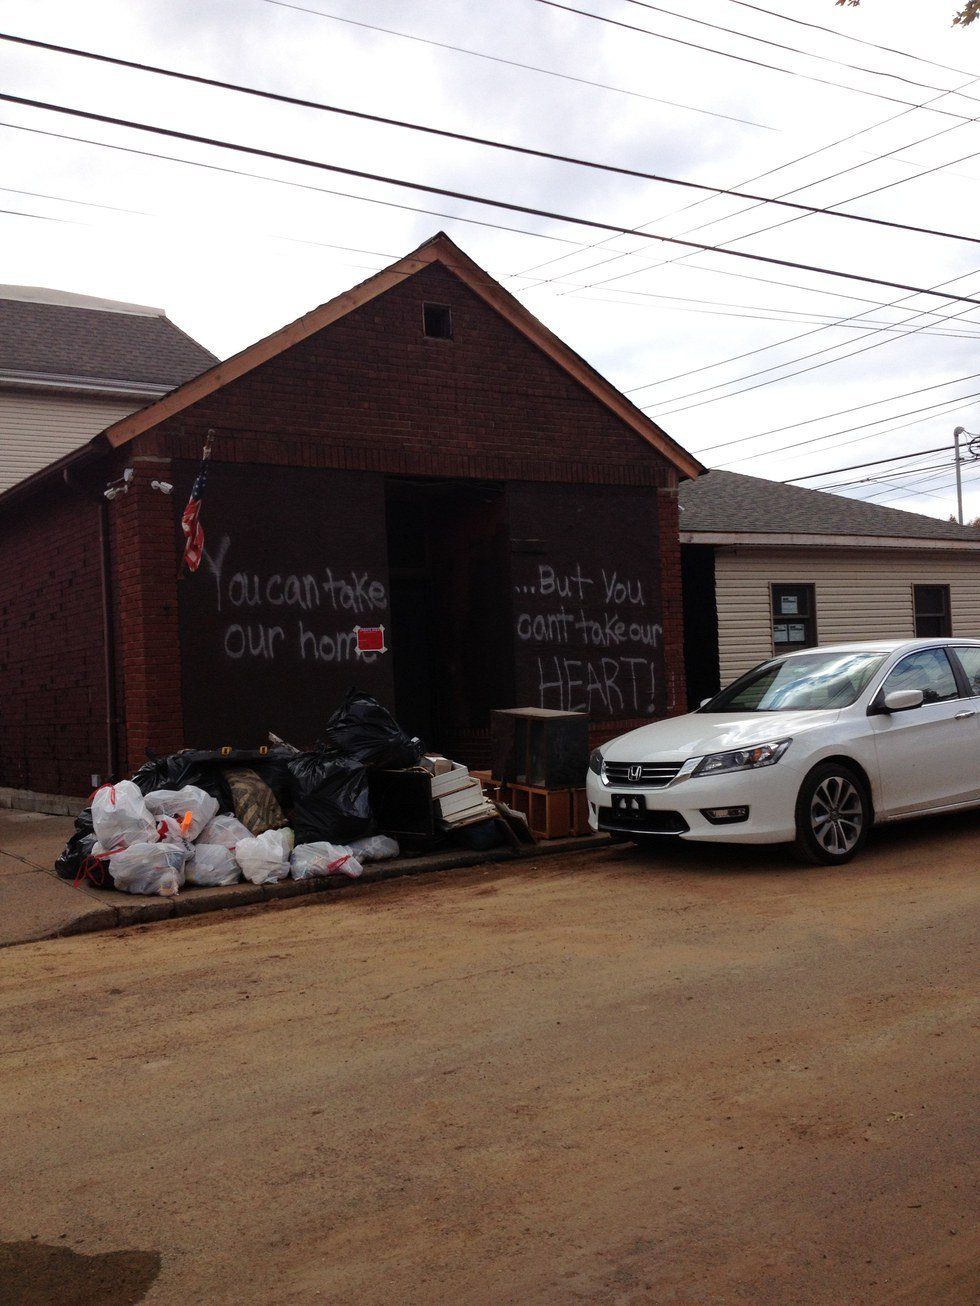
588 748 604 775
691 739 792 777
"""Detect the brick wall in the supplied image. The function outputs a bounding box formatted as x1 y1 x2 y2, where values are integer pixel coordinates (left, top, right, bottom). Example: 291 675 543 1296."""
2 258 690 792
0 482 106 795
153 264 674 489
108 457 185 775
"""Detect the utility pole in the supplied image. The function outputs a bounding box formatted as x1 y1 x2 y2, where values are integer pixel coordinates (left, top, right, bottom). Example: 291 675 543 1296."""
952 426 980 525
954 426 965 525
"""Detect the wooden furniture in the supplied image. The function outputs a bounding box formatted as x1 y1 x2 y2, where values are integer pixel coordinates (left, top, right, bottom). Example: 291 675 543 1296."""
491 708 589 789
497 783 590 840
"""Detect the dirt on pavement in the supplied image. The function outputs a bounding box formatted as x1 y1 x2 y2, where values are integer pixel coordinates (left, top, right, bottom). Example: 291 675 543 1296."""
0 810 977 1304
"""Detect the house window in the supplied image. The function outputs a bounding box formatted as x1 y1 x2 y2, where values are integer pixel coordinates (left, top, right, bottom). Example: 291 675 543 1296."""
913 584 951 637
771 584 816 650
422 302 453 339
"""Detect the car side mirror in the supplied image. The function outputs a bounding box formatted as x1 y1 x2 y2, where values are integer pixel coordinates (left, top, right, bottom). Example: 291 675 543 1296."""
883 688 925 713
699 697 712 708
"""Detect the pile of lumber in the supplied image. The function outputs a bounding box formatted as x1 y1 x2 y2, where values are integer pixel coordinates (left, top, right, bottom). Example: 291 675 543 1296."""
423 756 498 829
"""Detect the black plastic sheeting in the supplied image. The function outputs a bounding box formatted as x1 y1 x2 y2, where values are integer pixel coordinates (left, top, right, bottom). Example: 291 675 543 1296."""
287 748 373 847
55 695 424 878
322 690 423 771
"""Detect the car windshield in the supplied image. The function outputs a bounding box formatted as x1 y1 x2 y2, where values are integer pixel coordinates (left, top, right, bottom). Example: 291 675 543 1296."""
701 650 888 713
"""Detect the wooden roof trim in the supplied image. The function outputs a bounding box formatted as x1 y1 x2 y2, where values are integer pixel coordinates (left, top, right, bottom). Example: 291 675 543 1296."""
102 233 702 478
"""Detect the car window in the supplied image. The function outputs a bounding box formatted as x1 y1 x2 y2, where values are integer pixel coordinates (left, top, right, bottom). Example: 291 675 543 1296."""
951 646 980 697
702 650 887 712
880 648 959 704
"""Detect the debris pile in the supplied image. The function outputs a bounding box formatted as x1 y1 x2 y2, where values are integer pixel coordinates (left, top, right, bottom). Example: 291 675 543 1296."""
54 691 523 896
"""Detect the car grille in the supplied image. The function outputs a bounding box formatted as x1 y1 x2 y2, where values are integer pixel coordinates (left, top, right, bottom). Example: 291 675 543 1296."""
598 809 689 835
603 761 682 788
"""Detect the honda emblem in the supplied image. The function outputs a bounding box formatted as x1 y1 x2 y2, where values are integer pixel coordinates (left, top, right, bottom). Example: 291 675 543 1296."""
627 764 643 782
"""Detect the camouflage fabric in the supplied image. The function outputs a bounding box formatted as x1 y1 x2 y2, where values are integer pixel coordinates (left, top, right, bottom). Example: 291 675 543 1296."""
224 767 287 835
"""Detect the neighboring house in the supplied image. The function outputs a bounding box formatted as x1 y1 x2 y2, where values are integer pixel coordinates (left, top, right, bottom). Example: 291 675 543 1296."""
679 469 980 706
0 285 217 492
0 233 702 797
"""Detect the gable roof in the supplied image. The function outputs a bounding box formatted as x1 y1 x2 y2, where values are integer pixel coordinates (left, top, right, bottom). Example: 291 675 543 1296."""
0 286 217 393
99 232 703 479
679 468 980 546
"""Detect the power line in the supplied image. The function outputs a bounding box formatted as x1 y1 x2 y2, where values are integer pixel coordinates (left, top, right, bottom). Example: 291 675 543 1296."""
532 0 979 119
815 458 958 490
512 59 978 285
570 114 980 300
622 0 980 103
696 371 980 455
645 273 980 420
718 387 980 466
723 0 980 81
259 0 776 130
788 443 953 481
0 205 83 226
7 32 976 247
6 91 980 307
564 287 980 338
0 119 584 247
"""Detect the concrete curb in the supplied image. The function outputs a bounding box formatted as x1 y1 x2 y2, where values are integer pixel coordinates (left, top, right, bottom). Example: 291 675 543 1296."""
0 787 88 817
19 834 613 945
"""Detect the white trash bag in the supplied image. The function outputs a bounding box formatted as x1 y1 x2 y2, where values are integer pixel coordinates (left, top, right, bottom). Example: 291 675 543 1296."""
347 834 399 862
153 815 193 848
197 813 251 850
290 842 363 881
108 842 188 897
91 781 156 853
235 828 294 885
144 786 219 841
186 843 240 887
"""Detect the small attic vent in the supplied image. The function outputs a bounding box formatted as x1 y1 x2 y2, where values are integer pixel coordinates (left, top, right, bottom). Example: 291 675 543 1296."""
422 302 453 339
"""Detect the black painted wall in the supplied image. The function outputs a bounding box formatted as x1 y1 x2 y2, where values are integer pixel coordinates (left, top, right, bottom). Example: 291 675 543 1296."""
507 483 666 719
176 461 393 747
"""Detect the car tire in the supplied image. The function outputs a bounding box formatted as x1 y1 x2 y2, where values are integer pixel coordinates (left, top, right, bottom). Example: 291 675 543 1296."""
794 762 871 866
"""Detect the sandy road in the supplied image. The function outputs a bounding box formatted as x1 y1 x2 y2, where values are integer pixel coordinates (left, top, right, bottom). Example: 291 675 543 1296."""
1 811 977 1305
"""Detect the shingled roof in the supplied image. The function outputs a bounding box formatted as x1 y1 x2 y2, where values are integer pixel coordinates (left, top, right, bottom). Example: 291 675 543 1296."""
679 469 980 544
0 287 217 390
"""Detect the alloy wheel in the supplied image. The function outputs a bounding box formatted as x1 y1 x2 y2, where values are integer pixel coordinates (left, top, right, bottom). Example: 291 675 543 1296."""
809 775 864 856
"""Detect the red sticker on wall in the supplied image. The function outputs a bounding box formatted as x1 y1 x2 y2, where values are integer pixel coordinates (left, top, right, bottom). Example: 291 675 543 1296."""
355 625 387 655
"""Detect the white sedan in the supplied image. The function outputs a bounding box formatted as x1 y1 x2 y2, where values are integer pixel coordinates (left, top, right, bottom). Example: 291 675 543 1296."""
586 638 980 864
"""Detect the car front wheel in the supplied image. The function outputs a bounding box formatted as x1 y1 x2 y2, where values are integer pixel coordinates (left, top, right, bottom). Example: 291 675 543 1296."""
794 763 870 865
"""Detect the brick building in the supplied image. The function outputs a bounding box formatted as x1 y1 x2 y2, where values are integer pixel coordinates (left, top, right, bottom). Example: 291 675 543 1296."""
0 233 701 797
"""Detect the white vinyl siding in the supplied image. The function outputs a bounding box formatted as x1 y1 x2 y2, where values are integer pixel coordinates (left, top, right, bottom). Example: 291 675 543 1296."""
0 390 143 491
714 546 980 685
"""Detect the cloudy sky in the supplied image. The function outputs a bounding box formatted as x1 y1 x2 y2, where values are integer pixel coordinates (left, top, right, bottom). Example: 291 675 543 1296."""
2 0 980 520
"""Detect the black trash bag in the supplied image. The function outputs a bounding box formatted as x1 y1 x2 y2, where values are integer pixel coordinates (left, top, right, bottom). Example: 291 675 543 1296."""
287 748 373 845
131 751 234 813
322 690 423 770
54 828 97 880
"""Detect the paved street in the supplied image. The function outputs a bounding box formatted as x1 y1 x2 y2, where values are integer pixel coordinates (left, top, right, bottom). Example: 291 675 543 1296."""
1 811 977 1305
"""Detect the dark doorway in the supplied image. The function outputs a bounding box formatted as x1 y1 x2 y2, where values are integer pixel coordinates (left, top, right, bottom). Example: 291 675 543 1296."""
385 479 514 759
681 545 720 708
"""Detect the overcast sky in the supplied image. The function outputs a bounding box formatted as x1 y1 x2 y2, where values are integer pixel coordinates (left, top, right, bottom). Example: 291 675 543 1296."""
2 0 980 520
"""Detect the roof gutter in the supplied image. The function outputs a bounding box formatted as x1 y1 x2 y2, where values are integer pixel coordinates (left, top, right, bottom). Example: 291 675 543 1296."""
0 435 109 516
0 370 170 401
680 530 980 550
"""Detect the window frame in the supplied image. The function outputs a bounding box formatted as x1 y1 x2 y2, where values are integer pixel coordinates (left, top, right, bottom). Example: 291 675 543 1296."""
867 644 963 714
770 582 817 653
949 645 980 698
912 583 952 638
421 301 453 340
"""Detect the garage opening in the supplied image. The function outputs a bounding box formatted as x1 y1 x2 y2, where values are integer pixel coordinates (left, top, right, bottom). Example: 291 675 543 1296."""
384 478 514 762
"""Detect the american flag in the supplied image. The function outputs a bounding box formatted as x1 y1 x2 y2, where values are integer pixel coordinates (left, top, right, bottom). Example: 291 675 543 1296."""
179 432 214 575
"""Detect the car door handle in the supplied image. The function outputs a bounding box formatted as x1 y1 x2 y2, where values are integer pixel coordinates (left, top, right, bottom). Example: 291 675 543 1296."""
954 710 976 720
